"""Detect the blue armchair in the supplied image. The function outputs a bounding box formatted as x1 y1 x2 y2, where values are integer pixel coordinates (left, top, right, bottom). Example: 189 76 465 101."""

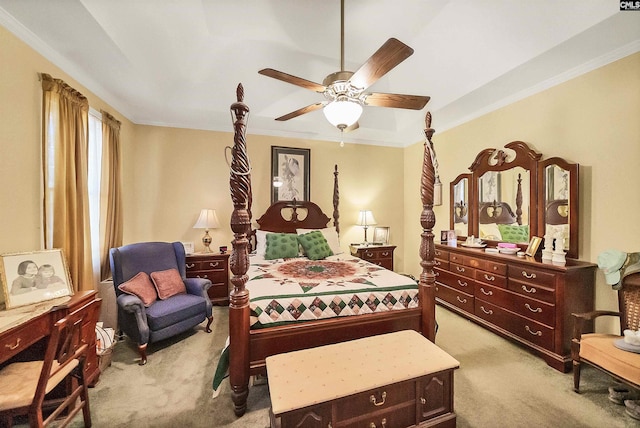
110 241 213 365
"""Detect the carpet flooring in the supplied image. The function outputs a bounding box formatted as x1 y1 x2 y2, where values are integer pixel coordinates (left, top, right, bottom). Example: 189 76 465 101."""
64 305 639 427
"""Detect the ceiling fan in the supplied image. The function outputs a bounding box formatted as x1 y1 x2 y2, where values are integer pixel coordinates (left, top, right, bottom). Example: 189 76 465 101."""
258 0 430 132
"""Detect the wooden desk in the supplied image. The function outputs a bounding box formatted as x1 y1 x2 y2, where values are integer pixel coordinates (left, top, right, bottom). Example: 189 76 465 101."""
0 290 100 384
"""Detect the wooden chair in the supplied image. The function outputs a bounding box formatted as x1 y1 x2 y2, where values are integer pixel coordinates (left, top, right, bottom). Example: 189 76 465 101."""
572 272 640 393
0 298 101 427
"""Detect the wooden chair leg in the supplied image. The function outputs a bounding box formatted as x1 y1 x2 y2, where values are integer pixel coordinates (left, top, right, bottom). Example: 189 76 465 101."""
138 344 148 365
205 316 213 333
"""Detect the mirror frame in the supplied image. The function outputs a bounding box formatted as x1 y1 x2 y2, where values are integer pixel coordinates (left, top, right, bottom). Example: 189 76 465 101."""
469 141 541 242
537 157 579 259
449 173 471 238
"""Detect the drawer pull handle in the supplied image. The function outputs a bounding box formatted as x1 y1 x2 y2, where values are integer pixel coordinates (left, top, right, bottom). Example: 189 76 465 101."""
525 325 542 336
480 287 493 296
457 280 468 287
435 271 439 277
186 263 195 268
435 260 441 266
369 419 387 428
197 274 209 279
382 252 389 257
456 296 467 304
208 262 219 268
521 285 536 294
5 338 21 350
369 391 387 406
480 306 493 315
521 271 537 279
420 397 426 405
484 274 495 281
525 303 542 313
456 266 465 273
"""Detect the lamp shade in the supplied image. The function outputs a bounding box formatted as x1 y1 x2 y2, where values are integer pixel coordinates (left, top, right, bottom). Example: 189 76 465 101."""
356 210 377 227
193 209 220 230
323 100 363 128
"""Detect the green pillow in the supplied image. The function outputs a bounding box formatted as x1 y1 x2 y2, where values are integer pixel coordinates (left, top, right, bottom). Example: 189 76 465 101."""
497 224 529 244
297 231 333 260
264 233 299 260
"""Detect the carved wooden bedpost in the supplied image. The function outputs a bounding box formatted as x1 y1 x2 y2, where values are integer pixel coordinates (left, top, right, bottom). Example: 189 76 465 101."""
420 112 438 342
333 164 340 235
228 84 252 416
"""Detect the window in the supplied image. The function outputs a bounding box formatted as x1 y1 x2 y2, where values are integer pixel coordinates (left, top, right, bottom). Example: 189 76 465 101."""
87 108 103 276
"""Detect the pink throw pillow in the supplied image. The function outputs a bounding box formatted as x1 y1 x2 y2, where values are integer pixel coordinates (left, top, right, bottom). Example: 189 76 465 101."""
150 268 186 300
118 272 157 307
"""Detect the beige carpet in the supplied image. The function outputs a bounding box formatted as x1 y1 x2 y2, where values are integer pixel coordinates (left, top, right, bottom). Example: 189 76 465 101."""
62 305 638 427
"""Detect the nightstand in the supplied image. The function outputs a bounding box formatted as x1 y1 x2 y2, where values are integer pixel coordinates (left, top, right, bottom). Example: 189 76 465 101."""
185 252 230 305
350 244 396 271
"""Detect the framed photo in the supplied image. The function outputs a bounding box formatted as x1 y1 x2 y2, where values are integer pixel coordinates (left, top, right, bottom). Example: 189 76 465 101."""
181 242 195 255
373 227 390 245
525 236 542 257
0 249 74 309
271 146 310 203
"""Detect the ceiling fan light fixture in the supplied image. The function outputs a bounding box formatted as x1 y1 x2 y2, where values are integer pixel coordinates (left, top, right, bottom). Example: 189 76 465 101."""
323 99 363 129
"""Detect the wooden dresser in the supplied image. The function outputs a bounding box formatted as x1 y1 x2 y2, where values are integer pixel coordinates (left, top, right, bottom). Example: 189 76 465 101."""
185 252 230 305
267 330 459 428
434 243 596 372
350 244 396 271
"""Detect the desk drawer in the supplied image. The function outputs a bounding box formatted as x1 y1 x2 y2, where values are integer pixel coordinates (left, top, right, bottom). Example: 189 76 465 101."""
0 315 49 362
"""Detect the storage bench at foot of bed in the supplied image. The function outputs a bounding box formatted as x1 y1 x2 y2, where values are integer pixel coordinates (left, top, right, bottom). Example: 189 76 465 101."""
266 330 460 428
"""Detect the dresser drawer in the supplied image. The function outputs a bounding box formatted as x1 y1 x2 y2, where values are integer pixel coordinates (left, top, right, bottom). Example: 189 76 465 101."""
433 258 449 270
436 284 474 313
358 248 392 260
450 262 475 279
508 265 556 287
434 248 450 261
513 295 555 327
474 299 512 330
474 269 507 288
0 315 49 362
513 316 554 350
335 379 414 421
480 259 507 276
186 259 226 272
474 283 511 309
508 279 555 304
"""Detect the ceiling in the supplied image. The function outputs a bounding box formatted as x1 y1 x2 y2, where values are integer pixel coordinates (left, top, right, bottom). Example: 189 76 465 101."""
1 1 639 147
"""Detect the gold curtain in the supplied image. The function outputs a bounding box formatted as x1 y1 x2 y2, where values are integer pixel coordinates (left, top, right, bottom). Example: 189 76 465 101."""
99 111 123 280
41 73 93 292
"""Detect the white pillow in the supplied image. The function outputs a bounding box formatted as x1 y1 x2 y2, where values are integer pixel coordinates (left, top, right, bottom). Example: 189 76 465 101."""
255 230 270 256
296 226 342 255
479 223 502 240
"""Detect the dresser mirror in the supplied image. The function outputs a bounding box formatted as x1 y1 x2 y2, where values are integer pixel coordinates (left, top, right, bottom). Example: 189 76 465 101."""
538 157 579 259
450 174 470 238
450 141 580 258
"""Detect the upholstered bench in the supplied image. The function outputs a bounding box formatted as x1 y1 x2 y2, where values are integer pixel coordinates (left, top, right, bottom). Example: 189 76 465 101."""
266 330 460 428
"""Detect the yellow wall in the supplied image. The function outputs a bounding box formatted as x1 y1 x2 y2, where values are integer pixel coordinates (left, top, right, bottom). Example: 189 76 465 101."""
404 52 640 332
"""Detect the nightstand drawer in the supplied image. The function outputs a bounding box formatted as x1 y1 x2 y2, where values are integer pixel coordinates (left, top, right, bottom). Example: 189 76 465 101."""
186 253 230 305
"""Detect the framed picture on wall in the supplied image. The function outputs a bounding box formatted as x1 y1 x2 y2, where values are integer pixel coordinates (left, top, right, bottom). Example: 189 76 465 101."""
0 249 74 309
271 146 310 203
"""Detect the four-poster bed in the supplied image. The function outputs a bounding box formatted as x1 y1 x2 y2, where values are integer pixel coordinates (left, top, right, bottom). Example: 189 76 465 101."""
226 84 438 416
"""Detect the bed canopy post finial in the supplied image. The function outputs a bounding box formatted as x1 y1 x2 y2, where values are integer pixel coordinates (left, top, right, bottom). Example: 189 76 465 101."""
228 83 252 417
333 164 340 235
419 111 437 342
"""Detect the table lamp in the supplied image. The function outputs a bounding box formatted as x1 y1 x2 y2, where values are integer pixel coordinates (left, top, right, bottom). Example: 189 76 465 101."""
193 209 220 253
357 210 377 246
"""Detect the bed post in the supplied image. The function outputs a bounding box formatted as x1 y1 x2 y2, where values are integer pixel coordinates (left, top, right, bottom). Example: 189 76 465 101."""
228 84 252 416
333 164 340 235
420 112 438 342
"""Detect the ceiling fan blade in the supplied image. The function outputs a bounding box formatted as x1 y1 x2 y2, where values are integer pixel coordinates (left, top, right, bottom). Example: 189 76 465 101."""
364 93 430 110
259 68 326 93
348 38 414 91
275 102 327 121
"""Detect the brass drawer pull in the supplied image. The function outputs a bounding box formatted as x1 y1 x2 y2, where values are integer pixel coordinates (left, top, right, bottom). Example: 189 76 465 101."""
370 391 387 406
521 270 537 279
457 280 468 287
381 252 389 257
521 285 536 294
197 274 209 279
420 397 426 404
480 287 493 296
369 419 387 428
208 262 219 268
5 338 21 350
480 306 493 315
484 274 495 281
365 252 374 258
525 325 542 336
435 271 439 277
525 303 542 313
186 263 195 269
456 266 466 273
456 296 467 304
435 260 441 266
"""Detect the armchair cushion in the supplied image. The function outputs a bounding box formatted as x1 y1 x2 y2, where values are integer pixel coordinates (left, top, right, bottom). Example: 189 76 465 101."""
145 294 207 331
150 268 186 299
118 272 157 307
580 333 640 385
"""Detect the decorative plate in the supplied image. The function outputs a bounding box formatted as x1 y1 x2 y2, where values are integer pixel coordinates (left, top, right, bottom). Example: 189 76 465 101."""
614 338 640 354
498 247 519 255
461 242 486 248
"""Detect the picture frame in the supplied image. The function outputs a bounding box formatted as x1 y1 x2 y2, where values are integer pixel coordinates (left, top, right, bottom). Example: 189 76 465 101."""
373 227 390 245
525 236 542 257
271 146 310 203
0 249 74 309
